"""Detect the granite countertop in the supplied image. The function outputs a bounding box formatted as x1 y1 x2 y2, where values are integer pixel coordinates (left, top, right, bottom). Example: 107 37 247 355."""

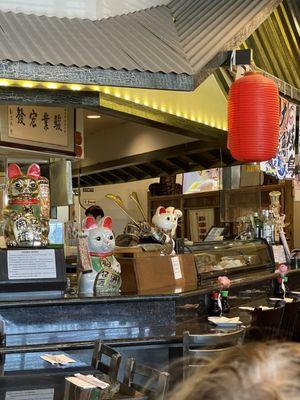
1 268 299 307
0 292 275 353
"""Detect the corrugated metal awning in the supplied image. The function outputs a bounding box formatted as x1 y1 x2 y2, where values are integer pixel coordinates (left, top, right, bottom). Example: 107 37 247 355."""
0 0 296 91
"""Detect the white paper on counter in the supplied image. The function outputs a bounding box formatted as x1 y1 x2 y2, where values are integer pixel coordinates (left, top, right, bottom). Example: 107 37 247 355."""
75 374 110 389
41 354 76 365
171 256 182 280
272 245 287 264
65 376 96 389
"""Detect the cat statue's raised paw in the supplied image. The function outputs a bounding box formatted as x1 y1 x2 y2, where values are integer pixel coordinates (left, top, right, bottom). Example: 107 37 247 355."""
78 215 121 295
2 163 49 248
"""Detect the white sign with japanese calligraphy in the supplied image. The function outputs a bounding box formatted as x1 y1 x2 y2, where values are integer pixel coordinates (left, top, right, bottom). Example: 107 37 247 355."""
8 105 68 146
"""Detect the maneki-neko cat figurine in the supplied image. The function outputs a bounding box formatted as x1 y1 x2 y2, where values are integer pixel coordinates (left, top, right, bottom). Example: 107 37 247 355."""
152 206 183 254
2 163 50 247
78 215 121 295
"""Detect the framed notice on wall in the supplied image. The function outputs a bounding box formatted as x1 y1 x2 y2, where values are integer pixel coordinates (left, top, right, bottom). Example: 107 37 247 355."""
0 105 75 155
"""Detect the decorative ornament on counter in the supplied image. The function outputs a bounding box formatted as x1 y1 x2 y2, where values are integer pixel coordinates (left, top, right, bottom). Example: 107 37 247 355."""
2 163 50 247
78 215 121 295
151 206 183 255
269 191 290 261
274 264 289 299
218 276 231 314
105 193 183 255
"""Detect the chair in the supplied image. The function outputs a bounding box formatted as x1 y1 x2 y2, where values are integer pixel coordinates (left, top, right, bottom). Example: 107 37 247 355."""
91 340 121 381
279 301 300 340
124 358 170 400
183 329 245 378
250 306 285 340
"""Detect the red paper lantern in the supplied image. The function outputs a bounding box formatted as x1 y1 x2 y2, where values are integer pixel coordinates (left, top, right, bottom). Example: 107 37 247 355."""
227 72 279 162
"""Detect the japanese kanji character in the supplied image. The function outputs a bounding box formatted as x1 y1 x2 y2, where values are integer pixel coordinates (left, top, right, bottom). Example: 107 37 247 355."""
29 109 37 128
16 107 25 125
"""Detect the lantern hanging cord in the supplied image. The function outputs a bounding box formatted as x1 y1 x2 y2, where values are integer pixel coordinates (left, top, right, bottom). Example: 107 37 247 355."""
254 66 298 101
230 50 236 72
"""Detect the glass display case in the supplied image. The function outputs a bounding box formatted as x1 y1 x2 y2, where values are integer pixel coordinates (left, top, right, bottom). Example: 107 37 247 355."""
185 239 275 285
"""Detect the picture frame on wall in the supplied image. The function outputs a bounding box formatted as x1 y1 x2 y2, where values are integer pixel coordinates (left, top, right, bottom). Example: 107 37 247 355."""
188 208 215 242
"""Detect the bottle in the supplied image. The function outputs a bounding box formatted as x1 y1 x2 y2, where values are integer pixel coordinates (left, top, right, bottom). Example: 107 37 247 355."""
208 291 222 317
253 212 262 239
262 210 275 244
283 276 289 297
273 276 285 298
221 290 230 314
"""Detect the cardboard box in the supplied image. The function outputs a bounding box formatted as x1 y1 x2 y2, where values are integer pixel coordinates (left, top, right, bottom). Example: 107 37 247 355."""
119 253 197 292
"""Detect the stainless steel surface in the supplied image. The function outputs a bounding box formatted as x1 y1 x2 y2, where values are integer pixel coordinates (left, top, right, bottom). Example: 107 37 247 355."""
49 160 73 206
0 0 285 77
0 7 191 74
168 0 282 72
242 0 300 89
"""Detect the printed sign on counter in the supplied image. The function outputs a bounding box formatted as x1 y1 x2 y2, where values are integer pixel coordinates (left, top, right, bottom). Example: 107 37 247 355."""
6 388 54 400
7 250 57 280
272 245 287 264
171 256 182 280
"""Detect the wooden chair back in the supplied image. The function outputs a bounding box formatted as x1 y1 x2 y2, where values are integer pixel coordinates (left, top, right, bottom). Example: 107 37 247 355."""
91 340 121 381
250 306 285 340
279 301 300 340
124 358 170 400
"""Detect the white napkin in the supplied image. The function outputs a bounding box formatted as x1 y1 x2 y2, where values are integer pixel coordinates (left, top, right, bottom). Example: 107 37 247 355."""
66 376 96 389
71 373 109 389
239 306 273 311
269 297 294 303
41 354 76 365
208 316 241 325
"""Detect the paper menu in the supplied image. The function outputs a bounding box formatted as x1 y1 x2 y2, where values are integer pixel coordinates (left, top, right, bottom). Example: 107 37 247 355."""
40 354 76 365
7 250 56 280
65 374 110 390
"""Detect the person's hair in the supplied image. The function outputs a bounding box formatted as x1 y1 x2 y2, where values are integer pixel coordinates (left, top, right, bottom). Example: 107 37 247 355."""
168 342 300 400
85 205 104 219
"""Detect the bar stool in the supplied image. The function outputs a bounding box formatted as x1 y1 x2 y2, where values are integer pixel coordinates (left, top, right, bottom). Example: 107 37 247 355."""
250 306 285 340
91 340 121 381
279 301 300 340
183 329 245 379
124 357 170 400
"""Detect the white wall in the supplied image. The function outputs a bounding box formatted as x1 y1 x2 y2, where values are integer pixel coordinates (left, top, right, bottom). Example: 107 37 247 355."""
76 174 183 234
76 178 159 235
82 120 195 168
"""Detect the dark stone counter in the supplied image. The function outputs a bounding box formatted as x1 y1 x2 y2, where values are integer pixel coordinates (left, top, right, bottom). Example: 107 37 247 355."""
0 268 299 356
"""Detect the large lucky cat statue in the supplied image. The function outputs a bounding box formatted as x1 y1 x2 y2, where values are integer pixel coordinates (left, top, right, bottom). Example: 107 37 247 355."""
2 163 49 247
78 215 121 295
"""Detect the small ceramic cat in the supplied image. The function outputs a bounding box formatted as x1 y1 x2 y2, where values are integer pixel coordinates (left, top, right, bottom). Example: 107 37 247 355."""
79 215 121 295
152 206 182 254
2 163 49 247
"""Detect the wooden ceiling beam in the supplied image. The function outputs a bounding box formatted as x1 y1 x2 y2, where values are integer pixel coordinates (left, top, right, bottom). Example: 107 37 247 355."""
74 140 220 177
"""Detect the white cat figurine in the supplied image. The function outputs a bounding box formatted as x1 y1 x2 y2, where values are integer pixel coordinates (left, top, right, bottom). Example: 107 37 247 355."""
152 206 182 254
78 215 121 295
